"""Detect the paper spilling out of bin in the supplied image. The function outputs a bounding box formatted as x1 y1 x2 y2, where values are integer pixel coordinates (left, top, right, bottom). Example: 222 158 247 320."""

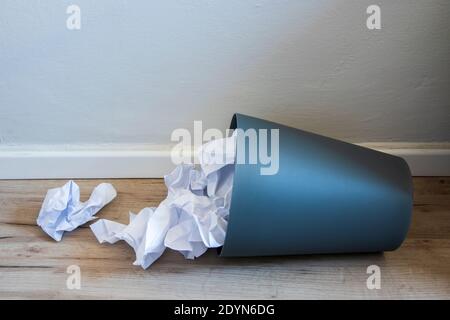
91 133 236 268
37 113 413 269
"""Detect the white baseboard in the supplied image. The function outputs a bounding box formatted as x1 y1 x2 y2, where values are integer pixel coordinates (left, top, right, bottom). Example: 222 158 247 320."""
0 147 176 179
0 143 448 179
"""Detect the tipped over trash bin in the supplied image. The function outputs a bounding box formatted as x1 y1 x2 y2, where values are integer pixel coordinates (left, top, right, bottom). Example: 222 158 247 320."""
61 112 413 269
220 113 413 257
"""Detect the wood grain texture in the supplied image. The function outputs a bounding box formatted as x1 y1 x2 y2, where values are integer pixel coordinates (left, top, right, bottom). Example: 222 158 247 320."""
0 177 449 299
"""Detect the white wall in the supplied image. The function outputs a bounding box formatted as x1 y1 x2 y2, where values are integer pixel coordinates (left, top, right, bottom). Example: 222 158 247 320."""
0 0 449 148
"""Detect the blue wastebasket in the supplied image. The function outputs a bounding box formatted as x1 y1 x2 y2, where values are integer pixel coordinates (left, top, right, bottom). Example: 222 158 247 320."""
220 113 413 257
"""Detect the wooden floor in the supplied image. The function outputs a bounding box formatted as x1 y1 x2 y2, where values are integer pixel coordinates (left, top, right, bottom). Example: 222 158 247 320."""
0 177 449 299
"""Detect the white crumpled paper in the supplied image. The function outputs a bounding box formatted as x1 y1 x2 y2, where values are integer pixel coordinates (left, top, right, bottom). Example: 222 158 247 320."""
37 181 117 241
90 133 236 269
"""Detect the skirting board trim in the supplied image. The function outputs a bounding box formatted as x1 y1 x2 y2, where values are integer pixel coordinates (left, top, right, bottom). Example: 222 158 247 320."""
0 144 448 179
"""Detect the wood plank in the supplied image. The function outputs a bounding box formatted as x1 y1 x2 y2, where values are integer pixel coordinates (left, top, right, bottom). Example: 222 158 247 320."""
0 177 449 299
